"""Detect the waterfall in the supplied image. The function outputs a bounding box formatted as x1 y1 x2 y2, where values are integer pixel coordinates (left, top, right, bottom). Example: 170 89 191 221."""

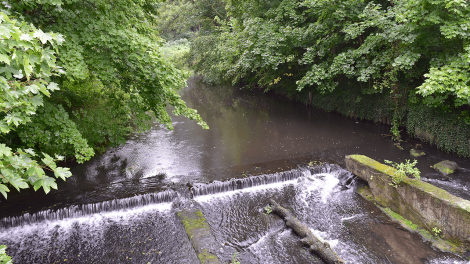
0 190 178 229
191 168 309 197
0 165 356 230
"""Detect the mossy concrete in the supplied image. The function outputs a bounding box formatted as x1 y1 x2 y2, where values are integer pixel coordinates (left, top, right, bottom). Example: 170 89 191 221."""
433 160 459 176
346 155 470 252
382 206 464 253
177 209 221 264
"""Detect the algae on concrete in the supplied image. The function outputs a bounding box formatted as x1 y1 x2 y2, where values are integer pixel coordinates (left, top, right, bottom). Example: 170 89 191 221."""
346 154 470 254
433 160 459 176
381 207 465 254
177 209 221 264
197 249 219 264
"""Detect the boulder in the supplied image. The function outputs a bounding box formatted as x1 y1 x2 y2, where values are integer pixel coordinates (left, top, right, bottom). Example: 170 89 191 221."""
410 149 426 157
433 160 459 176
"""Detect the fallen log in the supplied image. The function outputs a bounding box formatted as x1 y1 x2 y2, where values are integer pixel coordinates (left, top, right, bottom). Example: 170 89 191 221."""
269 199 345 264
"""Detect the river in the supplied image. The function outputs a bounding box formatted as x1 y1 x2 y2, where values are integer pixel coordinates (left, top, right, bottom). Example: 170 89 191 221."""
0 77 468 263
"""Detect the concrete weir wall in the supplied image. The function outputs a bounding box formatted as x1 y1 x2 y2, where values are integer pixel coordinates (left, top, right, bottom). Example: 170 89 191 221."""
177 208 221 264
346 155 470 247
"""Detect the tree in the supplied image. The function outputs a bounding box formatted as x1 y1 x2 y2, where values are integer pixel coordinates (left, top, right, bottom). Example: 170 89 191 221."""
0 0 209 198
188 0 470 142
4 0 207 154
0 10 73 198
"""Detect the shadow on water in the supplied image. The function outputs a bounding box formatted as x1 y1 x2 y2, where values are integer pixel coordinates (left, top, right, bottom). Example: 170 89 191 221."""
0 77 469 263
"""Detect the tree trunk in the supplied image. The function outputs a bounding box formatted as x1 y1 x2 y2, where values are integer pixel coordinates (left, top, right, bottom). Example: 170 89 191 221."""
270 199 345 264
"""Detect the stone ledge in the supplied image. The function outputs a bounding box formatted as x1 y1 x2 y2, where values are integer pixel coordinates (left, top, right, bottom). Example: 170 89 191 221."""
346 155 470 252
177 208 221 264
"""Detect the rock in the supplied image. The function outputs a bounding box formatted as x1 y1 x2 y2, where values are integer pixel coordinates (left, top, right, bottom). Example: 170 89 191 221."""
433 160 459 176
410 149 426 157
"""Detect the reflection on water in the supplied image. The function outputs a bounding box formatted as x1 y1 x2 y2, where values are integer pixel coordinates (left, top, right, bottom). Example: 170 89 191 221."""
2 77 469 216
0 77 469 263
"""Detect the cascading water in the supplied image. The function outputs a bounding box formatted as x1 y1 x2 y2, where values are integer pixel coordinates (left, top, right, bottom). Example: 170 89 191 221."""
0 165 467 263
191 168 309 197
0 190 178 229
192 165 466 264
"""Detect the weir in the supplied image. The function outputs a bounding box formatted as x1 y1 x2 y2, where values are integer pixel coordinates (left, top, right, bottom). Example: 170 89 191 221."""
0 190 178 229
191 168 308 197
0 164 467 263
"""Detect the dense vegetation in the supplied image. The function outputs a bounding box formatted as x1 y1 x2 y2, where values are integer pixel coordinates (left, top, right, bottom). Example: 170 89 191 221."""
158 0 470 156
0 1 207 199
1 0 470 199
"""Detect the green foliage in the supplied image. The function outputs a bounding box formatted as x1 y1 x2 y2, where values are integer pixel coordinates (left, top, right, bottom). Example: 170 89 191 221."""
18 102 94 162
264 205 272 215
407 104 470 157
432 227 442 237
6 0 208 136
232 252 241 264
0 11 72 198
0 245 12 264
182 0 470 155
384 159 420 188
0 0 212 199
162 38 192 75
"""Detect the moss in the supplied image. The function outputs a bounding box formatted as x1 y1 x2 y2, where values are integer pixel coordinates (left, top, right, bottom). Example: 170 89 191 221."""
406 178 456 202
178 210 209 239
197 249 219 264
383 207 418 231
382 207 465 254
433 163 455 175
349 155 397 176
351 155 470 254
410 149 425 157
357 186 375 202
353 154 457 203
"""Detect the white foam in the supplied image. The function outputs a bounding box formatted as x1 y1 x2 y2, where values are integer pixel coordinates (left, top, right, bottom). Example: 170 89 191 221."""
194 179 299 203
310 228 338 248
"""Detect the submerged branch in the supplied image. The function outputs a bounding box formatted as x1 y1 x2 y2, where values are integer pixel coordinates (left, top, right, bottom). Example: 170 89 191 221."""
269 199 345 264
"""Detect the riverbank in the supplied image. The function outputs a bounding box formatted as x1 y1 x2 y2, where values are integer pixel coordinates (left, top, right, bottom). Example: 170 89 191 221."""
267 82 470 157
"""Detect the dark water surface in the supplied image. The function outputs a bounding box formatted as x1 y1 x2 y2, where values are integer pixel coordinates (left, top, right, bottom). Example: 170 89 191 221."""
0 77 469 263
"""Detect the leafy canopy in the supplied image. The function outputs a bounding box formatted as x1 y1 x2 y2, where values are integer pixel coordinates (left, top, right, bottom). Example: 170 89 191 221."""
0 11 72 198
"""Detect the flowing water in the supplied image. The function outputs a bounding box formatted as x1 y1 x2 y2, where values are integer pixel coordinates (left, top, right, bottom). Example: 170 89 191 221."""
0 77 469 263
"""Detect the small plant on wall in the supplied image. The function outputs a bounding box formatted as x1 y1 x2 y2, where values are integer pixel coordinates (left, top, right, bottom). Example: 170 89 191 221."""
384 159 420 188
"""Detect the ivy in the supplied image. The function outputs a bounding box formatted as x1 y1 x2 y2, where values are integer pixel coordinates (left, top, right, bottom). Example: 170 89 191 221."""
177 0 470 155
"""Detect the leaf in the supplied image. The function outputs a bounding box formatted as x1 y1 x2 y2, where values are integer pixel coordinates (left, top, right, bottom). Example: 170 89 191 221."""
24 148 36 156
41 153 55 167
0 121 10 134
0 144 12 157
30 95 43 107
5 112 23 126
6 174 29 191
20 33 33 42
33 29 53 44
44 176 58 191
33 179 43 192
0 53 10 65
23 53 33 79
0 184 9 199
35 176 58 194
25 84 40 94
13 69 23 79
47 82 60 91
54 167 72 181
